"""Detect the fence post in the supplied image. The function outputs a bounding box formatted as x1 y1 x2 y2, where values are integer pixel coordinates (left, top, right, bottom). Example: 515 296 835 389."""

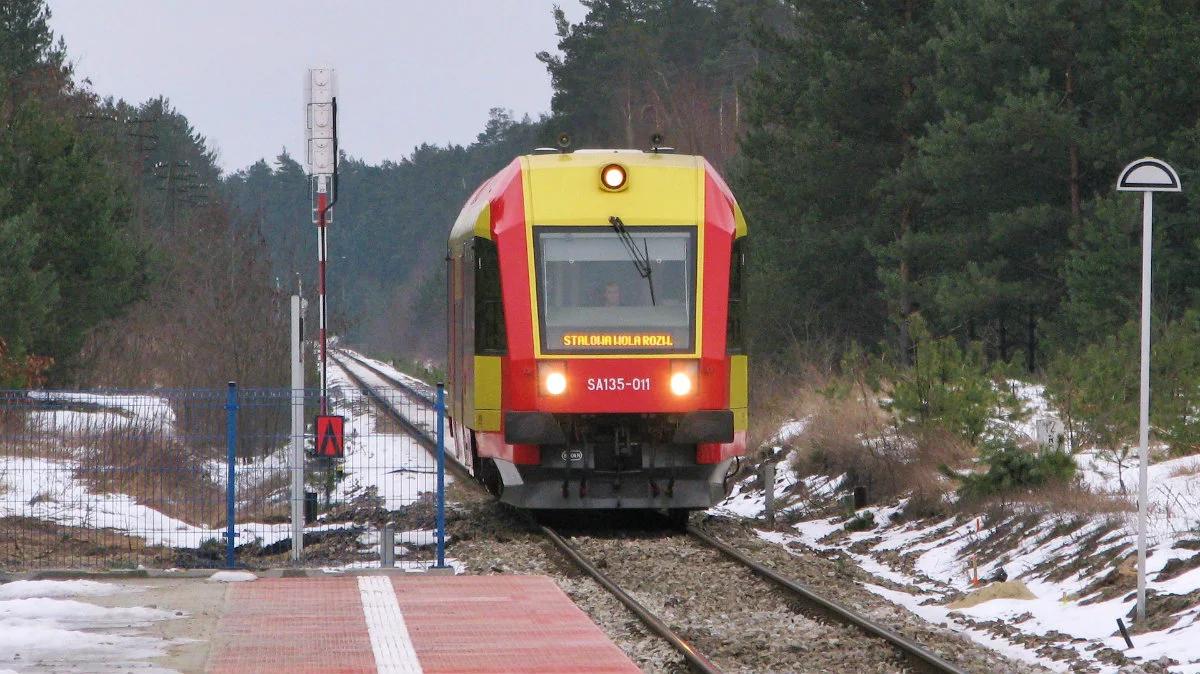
224 381 239 569
435 383 447 569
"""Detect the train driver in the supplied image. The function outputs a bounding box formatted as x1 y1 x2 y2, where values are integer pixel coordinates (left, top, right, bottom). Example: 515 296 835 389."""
603 282 622 307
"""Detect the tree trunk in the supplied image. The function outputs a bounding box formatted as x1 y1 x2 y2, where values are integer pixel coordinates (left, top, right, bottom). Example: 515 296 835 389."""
622 82 635 148
999 317 1009 362
896 1 916 363
1065 66 1082 223
1026 312 1037 372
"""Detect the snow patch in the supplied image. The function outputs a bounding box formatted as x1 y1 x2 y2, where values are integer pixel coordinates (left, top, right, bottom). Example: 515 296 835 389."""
718 382 1200 672
0 579 125 600
208 570 257 582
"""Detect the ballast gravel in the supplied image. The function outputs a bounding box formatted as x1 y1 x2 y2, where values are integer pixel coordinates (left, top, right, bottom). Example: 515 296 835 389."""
445 497 1052 673
446 499 687 672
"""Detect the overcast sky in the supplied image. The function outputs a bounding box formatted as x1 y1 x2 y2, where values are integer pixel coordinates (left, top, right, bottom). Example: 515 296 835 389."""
47 1 586 174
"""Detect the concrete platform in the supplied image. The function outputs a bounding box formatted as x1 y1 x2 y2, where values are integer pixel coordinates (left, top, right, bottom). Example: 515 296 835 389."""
205 574 642 674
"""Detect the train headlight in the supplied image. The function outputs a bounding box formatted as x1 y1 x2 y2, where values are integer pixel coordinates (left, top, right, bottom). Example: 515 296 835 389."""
539 362 567 396
670 372 692 396
600 164 627 191
669 361 698 396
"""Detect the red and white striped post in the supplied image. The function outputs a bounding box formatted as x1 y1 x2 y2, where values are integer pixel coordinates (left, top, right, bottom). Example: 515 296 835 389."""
315 181 330 412
306 68 337 413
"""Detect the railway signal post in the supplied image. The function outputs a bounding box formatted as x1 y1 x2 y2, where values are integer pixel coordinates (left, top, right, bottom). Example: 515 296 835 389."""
1116 157 1182 622
306 67 338 413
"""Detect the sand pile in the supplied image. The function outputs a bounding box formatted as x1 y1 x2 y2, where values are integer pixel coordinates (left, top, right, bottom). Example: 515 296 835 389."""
947 581 1036 609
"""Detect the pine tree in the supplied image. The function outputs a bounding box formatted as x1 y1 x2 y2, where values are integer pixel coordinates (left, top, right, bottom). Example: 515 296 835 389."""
0 207 58 371
733 0 938 354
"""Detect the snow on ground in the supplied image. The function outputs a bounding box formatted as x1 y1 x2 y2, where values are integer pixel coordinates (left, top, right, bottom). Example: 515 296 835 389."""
208 571 256 582
0 580 179 673
0 579 127 600
0 352 453 566
26 391 176 434
327 353 454 502
713 385 1200 673
0 454 361 549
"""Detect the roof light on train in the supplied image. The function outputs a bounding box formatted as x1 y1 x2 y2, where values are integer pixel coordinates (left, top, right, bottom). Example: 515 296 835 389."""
600 164 627 191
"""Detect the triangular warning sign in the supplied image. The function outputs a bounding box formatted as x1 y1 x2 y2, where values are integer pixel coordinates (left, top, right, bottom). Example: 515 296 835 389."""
315 415 345 458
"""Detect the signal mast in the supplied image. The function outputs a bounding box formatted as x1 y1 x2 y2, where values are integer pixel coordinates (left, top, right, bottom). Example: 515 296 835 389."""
305 68 338 413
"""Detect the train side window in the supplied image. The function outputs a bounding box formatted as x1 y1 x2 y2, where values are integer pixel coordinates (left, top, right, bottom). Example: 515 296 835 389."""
726 237 746 354
475 236 507 355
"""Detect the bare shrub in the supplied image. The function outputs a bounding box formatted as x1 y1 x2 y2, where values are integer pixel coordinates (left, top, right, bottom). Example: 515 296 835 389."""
1169 460 1200 479
750 358 831 453
1022 484 1132 515
791 386 972 505
81 203 289 394
236 471 290 524
73 427 225 526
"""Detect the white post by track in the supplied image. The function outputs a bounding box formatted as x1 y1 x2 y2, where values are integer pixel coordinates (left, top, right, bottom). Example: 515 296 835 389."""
290 294 305 562
1116 157 1181 623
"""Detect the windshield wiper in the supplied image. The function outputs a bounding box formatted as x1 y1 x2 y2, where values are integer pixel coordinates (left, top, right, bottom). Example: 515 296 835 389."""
609 216 656 305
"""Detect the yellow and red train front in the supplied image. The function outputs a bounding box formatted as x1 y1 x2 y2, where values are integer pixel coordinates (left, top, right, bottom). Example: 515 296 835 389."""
447 150 747 510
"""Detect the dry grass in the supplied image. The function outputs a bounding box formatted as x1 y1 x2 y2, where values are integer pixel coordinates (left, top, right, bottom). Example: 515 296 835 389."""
73 427 226 527
236 472 290 523
1169 460 1200 479
1019 483 1134 515
0 515 177 570
748 361 830 454
789 387 972 506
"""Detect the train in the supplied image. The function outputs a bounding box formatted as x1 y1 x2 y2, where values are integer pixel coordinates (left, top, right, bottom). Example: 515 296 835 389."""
445 146 747 518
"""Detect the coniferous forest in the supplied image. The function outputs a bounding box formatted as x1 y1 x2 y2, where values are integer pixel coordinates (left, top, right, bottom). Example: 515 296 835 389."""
0 1 287 389
7 0 1200 457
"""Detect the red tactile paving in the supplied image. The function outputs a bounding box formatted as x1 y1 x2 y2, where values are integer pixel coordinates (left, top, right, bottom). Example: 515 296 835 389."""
204 575 641 674
206 577 376 674
394 575 642 674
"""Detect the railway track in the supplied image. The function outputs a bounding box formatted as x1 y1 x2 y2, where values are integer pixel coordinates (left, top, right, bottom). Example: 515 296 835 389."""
686 527 967 674
335 349 435 408
542 525 967 674
329 351 476 483
332 350 966 674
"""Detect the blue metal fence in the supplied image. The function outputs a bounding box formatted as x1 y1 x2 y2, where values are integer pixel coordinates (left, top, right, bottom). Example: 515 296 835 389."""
0 379 447 570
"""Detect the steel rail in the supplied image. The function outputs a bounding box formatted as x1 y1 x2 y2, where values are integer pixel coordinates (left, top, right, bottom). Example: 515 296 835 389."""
540 525 724 674
687 525 967 674
330 353 475 483
335 350 436 409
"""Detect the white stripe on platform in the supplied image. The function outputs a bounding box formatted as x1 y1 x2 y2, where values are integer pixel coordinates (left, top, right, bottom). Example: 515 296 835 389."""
358 576 423 674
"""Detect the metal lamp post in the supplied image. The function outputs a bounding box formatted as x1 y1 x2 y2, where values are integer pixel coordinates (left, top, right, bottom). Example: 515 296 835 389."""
1115 157 1181 623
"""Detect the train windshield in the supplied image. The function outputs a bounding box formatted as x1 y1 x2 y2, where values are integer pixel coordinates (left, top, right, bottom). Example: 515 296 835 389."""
535 226 696 354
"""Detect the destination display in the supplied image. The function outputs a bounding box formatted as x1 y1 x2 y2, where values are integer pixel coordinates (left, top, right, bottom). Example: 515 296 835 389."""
561 333 676 348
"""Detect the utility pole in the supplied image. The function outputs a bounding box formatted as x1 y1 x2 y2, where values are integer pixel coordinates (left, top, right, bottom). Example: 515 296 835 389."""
306 68 338 413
